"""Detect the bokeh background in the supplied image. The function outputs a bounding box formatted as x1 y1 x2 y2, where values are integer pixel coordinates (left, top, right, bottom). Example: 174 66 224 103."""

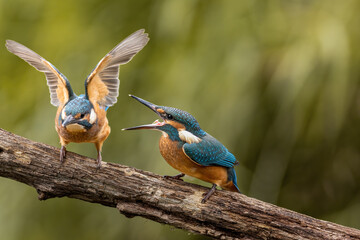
0 0 359 239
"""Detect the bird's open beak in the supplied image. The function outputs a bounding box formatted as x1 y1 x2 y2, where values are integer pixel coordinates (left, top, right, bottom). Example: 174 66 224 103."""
62 115 78 127
122 120 164 130
122 95 165 131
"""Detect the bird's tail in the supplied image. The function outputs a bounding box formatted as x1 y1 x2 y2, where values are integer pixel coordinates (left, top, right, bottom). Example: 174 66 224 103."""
223 167 241 193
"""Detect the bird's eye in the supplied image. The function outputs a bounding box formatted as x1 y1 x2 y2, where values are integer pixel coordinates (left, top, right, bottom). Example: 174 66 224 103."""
80 114 85 118
166 114 173 120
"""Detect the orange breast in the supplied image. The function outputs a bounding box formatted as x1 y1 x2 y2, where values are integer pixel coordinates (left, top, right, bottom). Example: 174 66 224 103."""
159 135 236 191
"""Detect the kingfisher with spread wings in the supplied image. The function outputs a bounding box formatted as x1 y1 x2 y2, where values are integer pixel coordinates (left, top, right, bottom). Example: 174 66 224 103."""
6 29 149 167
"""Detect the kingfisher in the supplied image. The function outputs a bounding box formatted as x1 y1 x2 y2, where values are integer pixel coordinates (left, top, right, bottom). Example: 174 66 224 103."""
123 95 240 203
6 29 149 167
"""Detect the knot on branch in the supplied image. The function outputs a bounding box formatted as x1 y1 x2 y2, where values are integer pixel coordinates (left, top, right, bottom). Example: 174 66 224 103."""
116 202 137 218
37 189 56 201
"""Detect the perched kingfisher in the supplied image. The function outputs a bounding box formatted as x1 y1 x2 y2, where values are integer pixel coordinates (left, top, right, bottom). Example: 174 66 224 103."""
123 95 240 203
6 29 149 167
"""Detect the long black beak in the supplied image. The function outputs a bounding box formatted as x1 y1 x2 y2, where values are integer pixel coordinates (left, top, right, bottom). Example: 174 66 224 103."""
122 122 161 131
122 95 164 131
129 94 159 113
62 115 77 127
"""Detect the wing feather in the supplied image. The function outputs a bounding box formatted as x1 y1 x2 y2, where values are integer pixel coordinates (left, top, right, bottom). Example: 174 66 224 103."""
5 40 73 106
182 134 238 168
85 29 149 107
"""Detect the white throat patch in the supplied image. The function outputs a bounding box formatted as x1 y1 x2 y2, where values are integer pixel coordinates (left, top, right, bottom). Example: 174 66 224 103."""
89 109 97 124
65 123 86 132
179 130 201 144
61 109 66 120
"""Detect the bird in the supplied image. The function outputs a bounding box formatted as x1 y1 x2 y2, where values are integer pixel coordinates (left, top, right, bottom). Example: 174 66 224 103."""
6 29 149 168
123 95 240 203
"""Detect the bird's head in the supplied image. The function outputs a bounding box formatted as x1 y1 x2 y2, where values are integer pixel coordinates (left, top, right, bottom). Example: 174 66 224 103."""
60 95 97 132
123 95 205 142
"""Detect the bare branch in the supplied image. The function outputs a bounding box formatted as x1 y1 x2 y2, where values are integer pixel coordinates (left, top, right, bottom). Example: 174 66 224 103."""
0 128 359 239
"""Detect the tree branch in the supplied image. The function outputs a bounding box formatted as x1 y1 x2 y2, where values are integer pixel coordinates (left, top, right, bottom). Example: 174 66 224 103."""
0 128 358 240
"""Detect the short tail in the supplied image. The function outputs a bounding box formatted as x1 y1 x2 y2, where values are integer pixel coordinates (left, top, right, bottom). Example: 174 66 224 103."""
225 167 241 193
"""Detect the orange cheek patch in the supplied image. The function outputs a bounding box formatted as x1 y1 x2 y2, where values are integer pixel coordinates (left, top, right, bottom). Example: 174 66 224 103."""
166 120 185 129
157 109 165 114
74 113 81 119
84 114 90 121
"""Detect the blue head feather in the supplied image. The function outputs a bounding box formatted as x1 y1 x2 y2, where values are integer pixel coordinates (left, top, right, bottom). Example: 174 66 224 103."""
78 94 109 111
64 95 93 116
157 106 206 137
59 95 95 130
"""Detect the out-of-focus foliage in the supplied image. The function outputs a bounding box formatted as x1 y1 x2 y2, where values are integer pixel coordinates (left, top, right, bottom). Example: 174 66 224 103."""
0 0 359 239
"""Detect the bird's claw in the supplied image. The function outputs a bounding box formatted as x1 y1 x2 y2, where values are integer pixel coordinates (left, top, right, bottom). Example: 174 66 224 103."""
60 146 66 164
201 184 217 203
96 152 102 169
163 173 185 181
96 160 102 169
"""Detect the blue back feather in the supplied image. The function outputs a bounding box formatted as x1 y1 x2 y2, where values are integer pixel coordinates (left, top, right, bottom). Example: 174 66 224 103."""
183 133 237 168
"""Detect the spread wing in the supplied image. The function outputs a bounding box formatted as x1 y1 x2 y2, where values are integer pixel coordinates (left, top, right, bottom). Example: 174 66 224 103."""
5 40 74 107
85 29 149 107
183 134 238 168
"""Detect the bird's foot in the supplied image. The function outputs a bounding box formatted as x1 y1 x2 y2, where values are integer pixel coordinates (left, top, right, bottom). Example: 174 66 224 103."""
163 173 185 181
201 184 217 203
96 152 102 169
60 146 66 164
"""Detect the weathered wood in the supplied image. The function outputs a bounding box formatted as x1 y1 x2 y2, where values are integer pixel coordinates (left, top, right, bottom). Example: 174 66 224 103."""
0 128 358 239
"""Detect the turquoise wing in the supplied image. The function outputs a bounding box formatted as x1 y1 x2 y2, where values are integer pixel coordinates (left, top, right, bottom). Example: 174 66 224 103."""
182 134 237 168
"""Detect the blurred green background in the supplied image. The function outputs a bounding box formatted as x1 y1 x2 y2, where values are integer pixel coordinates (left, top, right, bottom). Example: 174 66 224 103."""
0 0 359 239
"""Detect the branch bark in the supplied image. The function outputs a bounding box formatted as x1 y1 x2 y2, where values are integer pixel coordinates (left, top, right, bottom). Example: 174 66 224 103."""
0 128 358 240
